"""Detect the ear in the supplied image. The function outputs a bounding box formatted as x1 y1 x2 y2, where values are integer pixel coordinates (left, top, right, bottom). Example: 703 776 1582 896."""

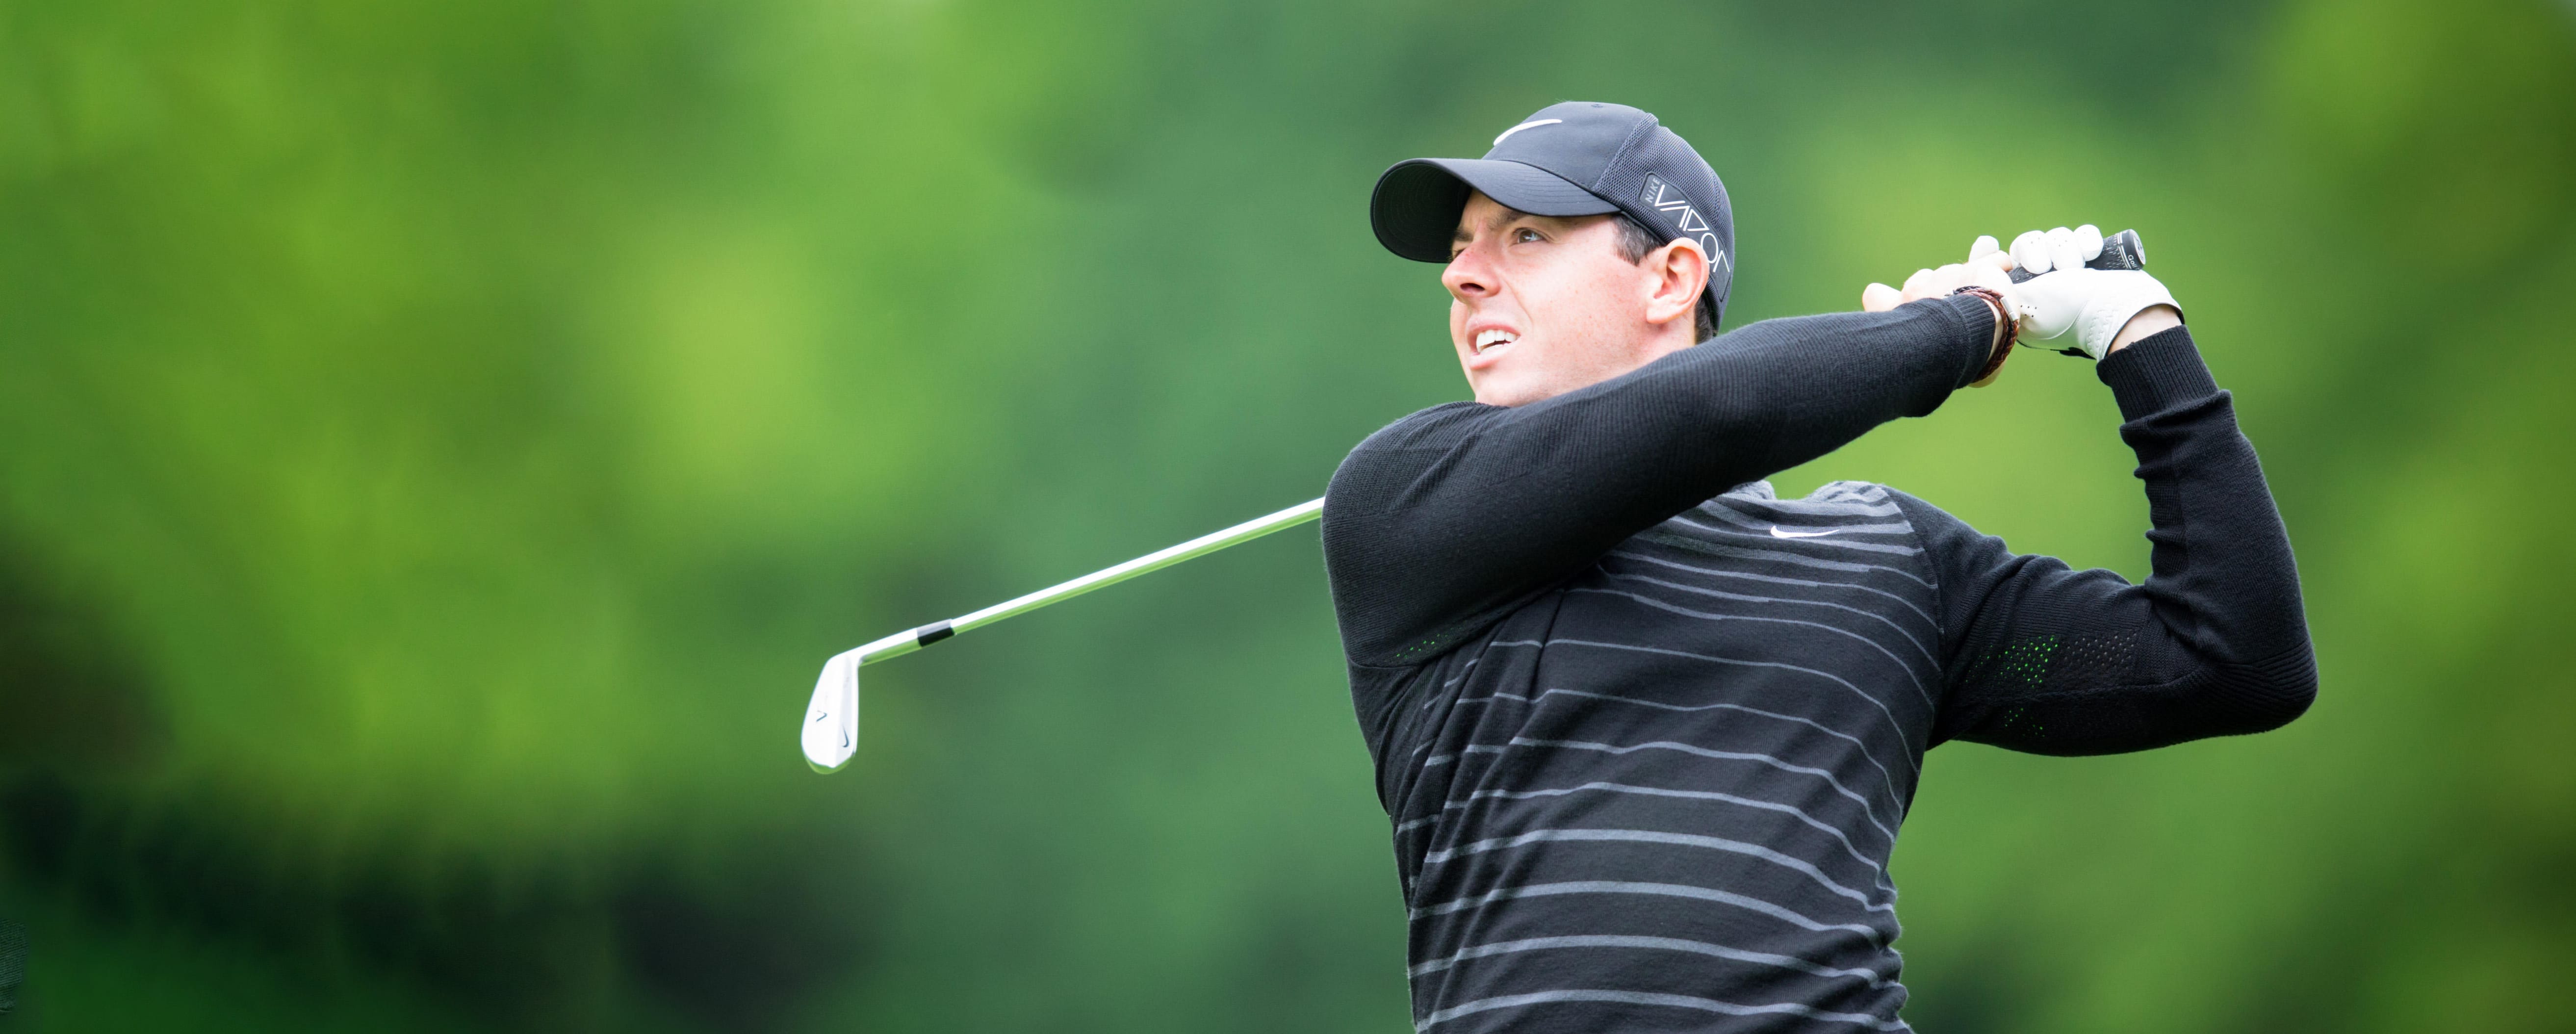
1643 237 1710 329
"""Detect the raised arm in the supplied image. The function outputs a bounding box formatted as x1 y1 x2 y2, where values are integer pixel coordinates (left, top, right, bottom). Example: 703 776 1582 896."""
1907 326 2318 753
1323 293 1997 666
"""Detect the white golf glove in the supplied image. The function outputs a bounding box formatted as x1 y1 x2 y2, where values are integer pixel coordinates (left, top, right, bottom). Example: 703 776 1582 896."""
2011 268 2180 360
2007 225 2104 276
1969 228 2181 360
1967 225 2103 277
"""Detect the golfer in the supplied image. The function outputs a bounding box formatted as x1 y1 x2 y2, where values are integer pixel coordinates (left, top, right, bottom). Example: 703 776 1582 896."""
1321 101 2316 1032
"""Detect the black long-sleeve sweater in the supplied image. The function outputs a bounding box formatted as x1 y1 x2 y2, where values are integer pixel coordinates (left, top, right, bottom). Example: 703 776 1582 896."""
1319 294 2317 1033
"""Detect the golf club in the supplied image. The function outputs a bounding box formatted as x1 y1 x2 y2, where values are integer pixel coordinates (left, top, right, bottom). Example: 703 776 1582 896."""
801 497 1325 772
797 229 2151 773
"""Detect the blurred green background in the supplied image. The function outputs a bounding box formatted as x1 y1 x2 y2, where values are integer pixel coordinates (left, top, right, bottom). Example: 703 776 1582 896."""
3 0 2571 1029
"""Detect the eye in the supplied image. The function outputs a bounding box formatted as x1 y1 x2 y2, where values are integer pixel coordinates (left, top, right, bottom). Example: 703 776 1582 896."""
1512 228 1544 244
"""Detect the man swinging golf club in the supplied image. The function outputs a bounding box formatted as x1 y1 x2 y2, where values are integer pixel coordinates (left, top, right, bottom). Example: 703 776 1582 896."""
1325 101 2317 1031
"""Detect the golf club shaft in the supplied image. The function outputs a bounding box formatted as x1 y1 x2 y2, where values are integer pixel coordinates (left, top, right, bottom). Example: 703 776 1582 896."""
844 497 1326 667
835 234 2140 669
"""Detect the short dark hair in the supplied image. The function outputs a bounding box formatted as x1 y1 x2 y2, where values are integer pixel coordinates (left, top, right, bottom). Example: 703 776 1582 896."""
1611 214 1718 343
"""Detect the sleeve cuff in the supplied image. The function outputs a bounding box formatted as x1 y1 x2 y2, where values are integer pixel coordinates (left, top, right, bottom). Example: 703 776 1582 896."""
2097 325 2219 419
1924 292 2001 389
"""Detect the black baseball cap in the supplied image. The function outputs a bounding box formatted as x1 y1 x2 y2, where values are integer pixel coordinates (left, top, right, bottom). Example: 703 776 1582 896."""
1369 101 1735 329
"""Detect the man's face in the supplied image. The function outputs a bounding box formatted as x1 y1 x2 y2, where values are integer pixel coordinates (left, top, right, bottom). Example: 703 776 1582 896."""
1443 191 1685 407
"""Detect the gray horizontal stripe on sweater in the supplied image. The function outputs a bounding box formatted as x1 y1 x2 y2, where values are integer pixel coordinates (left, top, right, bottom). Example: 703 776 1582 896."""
1498 735 1900 843
1409 879 1881 941
1667 513 1924 556
1604 550 1939 629
1418 988 1913 1032
1690 501 1913 538
1450 686 1910 801
1417 827 1890 911
1568 589 1936 709
1597 569 1937 664
1535 637 1923 778
1408 933 1898 987
1634 529 1938 588
1433 773 1896 878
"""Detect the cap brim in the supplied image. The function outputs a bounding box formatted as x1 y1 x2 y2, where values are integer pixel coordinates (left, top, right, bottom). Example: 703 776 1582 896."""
1369 158 1618 262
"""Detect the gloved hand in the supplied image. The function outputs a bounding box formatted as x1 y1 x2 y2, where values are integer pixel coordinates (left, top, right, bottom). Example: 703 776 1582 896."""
2004 225 2105 276
1970 228 2182 360
2007 266 2181 360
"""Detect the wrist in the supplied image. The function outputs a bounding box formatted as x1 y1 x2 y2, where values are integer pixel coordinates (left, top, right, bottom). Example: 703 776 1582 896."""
2106 305 2183 354
2098 323 2215 419
1948 286 2016 386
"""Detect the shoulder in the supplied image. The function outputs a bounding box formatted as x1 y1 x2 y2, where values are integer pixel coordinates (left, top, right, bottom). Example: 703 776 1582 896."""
1806 479 1900 509
1344 402 1494 456
1855 483 1978 538
1759 480 1984 545
1722 479 1970 546
1741 479 1924 520
1326 402 1497 508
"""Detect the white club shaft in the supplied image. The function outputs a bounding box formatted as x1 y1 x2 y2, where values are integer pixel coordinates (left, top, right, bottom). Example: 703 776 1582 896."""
856 496 1324 665
806 497 1322 774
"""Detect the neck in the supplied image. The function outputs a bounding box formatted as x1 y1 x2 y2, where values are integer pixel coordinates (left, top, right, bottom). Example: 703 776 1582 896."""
1618 325 1698 375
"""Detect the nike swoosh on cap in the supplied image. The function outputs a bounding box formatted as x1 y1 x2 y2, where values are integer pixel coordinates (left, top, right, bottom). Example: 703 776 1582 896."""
1769 526 1838 539
1492 118 1562 146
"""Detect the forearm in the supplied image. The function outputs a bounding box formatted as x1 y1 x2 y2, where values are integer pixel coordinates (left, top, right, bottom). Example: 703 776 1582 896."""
2106 327 2312 672
1326 293 1996 665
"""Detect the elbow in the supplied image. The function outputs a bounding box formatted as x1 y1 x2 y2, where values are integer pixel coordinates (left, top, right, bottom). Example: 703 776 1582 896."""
2205 645 2318 735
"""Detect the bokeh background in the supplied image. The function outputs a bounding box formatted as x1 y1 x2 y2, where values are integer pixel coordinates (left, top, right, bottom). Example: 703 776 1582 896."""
4 0 2572 1029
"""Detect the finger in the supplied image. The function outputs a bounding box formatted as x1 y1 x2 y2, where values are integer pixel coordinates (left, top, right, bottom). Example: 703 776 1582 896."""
2073 224 2104 262
1969 234 2015 271
1862 283 1902 312
2046 227 2081 275
1901 267 1937 297
2010 230 2051 274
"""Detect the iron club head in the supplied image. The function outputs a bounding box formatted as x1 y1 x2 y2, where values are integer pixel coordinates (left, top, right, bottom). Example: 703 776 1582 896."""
802 649 860 773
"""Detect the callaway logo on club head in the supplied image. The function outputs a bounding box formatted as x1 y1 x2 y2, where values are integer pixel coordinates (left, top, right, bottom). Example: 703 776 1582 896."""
810 703 849 745
1641 173 1730 276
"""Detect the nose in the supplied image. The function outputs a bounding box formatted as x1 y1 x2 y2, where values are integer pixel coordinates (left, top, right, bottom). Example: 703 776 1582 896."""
1441 245 1494 303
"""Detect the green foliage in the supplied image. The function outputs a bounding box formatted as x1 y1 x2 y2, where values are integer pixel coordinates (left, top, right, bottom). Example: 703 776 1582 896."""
1 0 2569 1029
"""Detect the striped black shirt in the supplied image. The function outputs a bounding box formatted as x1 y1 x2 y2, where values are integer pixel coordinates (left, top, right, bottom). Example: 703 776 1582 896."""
1321 297 2316 1032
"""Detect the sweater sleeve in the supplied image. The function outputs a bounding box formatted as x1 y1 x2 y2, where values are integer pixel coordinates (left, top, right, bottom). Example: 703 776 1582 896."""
1322 294 1998 667
1901 326 2318 754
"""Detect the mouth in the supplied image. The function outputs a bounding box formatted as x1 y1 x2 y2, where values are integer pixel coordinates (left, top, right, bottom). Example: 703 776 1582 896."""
1471 328 1520 357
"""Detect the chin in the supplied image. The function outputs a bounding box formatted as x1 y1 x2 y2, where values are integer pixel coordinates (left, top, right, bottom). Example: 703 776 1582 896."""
1471 372 1549 408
